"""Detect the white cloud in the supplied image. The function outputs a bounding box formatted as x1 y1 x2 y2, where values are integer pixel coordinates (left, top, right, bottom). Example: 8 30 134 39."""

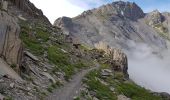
67 0 109 9
30 0 85 23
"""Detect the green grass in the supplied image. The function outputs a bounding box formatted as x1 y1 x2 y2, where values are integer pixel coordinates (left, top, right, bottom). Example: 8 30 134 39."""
48 46 69 66
35 27 50 42
48 46 74 80
20 24 44 55
84 67 163 100
73 60 89 69
20 28 44 55
84 70 117 100
116 82 162 100
47 86 53 93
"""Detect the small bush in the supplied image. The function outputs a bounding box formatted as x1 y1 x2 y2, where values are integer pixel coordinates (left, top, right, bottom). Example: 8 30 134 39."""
47 86 53 93
10 64 16 68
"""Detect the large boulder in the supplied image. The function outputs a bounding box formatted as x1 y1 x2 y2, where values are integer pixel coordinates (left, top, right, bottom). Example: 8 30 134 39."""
0 11 22 66
108 48 129 79
95 42 129 79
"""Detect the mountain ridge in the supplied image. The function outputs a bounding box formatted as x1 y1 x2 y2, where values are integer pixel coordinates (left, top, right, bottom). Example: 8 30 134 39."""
54 1 170 51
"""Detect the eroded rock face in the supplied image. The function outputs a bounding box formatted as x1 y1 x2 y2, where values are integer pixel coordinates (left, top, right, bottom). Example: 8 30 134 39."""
0 0 51 25
9 0 43 17
0 11 22 66
95 42 129 78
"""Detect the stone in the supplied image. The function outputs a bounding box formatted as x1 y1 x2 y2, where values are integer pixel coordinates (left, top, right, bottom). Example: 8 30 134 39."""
0 93 5 100
42 72 56 83
2 0 8 11
24 51 39 61
117 95 131 100
10 83 15 88
101 69 113 77
110 87 115 92
0 79 4 83
61 49 67 53
27 87 31 91
18 15 27 21
43 68 47 72
93 97 99 100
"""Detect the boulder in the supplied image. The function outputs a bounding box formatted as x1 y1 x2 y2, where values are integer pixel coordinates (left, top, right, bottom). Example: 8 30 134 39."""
95 42 129 79
24 51 39 61
2 0 8 11
0 93 5 100
117 95 131 100
109 48 129 79
42 72 56 83
101 69 113 77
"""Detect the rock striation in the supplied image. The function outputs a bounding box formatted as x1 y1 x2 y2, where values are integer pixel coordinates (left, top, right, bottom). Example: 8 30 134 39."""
0 11 22 66
95 42 128 78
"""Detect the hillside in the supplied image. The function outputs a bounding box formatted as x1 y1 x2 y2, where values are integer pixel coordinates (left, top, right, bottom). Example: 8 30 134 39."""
0 0 169 100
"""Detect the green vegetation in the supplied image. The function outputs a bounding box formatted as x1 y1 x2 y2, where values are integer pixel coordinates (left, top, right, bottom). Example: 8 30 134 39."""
47 86 53 93
10 64 16 69
153 23 170 40
19 21 50 55
73 97 81 100
47 81 62 93
35 27 50 42
47 46 75 80
84 70 117 100
116 82 162 100
48 45 91 80
83 67 163 100
20 31 44 55
48 46 70 66
4 97 13 100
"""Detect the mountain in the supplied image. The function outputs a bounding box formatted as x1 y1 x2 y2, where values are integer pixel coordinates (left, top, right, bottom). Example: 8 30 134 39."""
54 1 170 52
0 0 170 100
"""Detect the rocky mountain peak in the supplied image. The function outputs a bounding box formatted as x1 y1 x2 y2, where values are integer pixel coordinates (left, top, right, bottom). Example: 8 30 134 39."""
54 17 72 28
90 1 145 20
146 10 164 26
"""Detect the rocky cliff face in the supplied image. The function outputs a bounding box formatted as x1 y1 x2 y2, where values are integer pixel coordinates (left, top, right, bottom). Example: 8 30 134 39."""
0 0 51 25
0 0 52 81
0 11 22 67
54 1 169 51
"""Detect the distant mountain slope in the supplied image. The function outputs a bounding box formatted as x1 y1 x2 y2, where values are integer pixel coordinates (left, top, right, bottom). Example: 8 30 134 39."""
54 1 170 51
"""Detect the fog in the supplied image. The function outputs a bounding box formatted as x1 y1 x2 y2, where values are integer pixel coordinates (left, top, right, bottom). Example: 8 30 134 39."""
126 42 170 93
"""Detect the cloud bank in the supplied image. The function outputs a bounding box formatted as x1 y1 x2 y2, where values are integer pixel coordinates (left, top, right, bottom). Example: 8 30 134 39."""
126 42 170 93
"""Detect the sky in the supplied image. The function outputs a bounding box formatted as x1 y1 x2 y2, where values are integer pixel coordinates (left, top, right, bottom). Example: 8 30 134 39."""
30 0 170 23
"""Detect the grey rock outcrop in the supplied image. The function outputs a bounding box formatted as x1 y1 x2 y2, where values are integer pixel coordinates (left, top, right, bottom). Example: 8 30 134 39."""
146 10 164 26
95 42 128 78
0 11 22 66
0 0 51 25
